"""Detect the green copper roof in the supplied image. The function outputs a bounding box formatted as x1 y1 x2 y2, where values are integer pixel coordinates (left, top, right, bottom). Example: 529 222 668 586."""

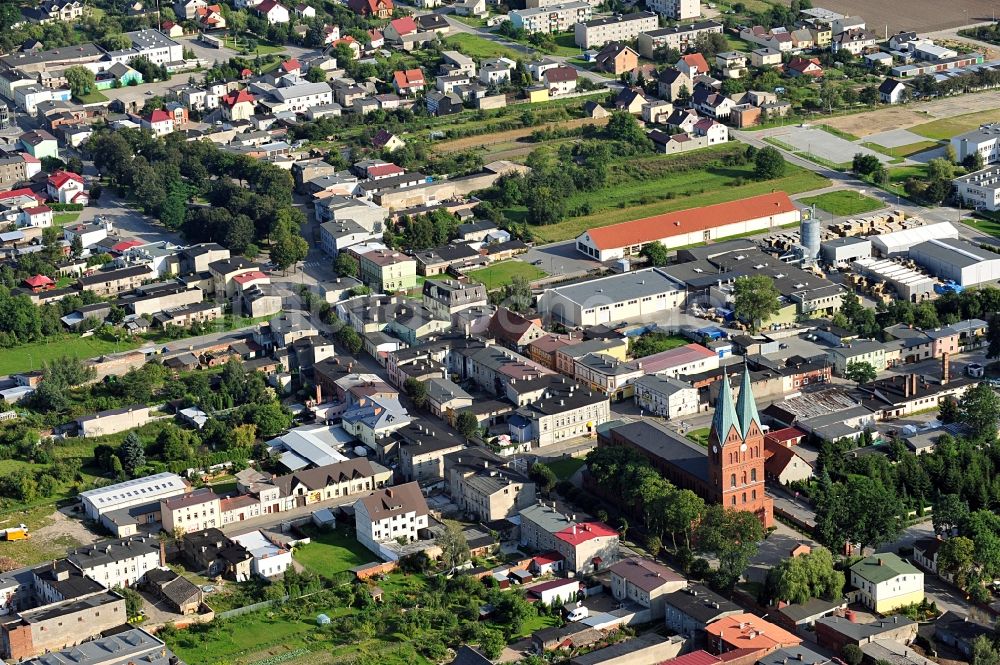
736 363 761 437
711 371 739 442
850 552 919 584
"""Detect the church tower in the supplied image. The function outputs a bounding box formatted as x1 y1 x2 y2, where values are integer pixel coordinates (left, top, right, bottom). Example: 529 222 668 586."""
707 365 773 527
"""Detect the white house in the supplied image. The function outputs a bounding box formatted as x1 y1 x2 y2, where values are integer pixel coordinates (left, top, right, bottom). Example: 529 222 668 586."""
254 0 290 22
354 482 429 556
878 78 906 105
633 374 699 419
46 171 87 205
849 553 924 614
66 536 162 590
479 57 515 84
527 578 580 606
231 530 293 579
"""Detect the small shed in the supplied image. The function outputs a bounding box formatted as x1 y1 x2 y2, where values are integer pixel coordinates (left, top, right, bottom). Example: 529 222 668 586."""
311 507 336 528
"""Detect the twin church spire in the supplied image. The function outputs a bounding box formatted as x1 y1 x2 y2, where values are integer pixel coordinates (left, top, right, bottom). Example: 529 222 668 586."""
710 364 760 440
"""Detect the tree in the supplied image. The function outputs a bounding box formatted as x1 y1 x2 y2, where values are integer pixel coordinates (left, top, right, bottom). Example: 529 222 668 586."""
640 241 669 266
99 33 133 51
732 275 781 332
844 361 877 386
119 432 145 477
959 382 1000 440
111 455 125 480
604 110 651 150
938 536 975 588
404 378 428 409
114 585 144 620
502 276 532 313
270 224 309 273
842 644 864 665
65 65 96 98
335 253 359 278
661 488 705 549
479 629 507 660
696 507 764 590
814 476 903 551
765 547 844 604
456 411 480 440
438 521 471 569
972 635 1000 665
336 326 363 355
754 146 785 180
987 313 1000 359
306 67 327 83
646 534 662 557
529 462 557 493
933 494 968 536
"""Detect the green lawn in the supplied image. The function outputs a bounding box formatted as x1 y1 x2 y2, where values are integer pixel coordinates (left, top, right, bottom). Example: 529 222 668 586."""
525 148 830 243
74 90 109 104
964 215 1000 238
817 124 860 141
450 14 488 28
800 191 887 216
550 32 584 57
884 164 928 196
910 109 1000 140
293 526 377 576
545 457 585 481
860 140 941 158
466 261 547 290
0 334 140 375
444 33 527 60
686 427 711 447
223 35 285 55
52 212 81 226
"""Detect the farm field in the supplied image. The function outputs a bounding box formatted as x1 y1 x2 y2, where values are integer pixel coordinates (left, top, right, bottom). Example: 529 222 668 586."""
466 261 547 290
800 191 887 216
821 91 1000 138
910 108 1000 140
0 334 140 376
507 146 829 243
772 0 1000 33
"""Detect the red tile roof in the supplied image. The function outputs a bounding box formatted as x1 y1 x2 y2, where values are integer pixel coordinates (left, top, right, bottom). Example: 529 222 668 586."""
367 163 403 177
680 53 709 73
543 66 577 83
281 58 301 73
24 274 53 288
554 521 617 546
233 270 268 284
393 68 424 89
582 192 796 250
47 170 83 189
21 153 39 163
706 613 801 652
111 239 144 253
389 16 417 35
764 441 803 478
24 205 50 214
766 426 806 444
664 651 722 665
0 188 44 203
255 0 284 14
222 89 255 106
147 109 171 124
532 551 564 565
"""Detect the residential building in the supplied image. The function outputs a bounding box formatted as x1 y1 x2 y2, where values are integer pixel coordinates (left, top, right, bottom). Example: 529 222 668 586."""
814 615 917 653
444 448 536 521
394 421 466 483
716 51 747 78
0 592 126 661
576 192 799 261
657 68 693 101
609 557 686 619
595 43 639 75
510 2 592 34
705 613 802 655
879 78 907 104
954 164 1000 211
934 612 994 659
161 487 221 534
76 405 152 438
849 553 924 614
634 374 700 419
66 536 162 589
637 20 722 57
180 529 252 580
831 28 878 55
574 11 657 49
17 627 180 665
354 482 429 555
232 530 293 578
479 57 516 84
221 89 256 120
647 0 699 20
270 82 333 113
664 584 742 638
18 129 58 160
78 265 152 296
104 29 184 67
751 47 783 66
254 0 290 22
519 503 619 573
46 171 86 205
542 66 578 95
358 249 417 293
422 278 487 319
511 378 611 447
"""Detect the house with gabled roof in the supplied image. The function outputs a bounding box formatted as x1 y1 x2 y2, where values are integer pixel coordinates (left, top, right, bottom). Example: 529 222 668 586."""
393 68 425 95
354 482 429 554
384 16 418 43
253 0 289 23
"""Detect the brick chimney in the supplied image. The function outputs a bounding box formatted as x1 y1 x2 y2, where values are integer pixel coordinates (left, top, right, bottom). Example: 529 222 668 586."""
941 352 950 385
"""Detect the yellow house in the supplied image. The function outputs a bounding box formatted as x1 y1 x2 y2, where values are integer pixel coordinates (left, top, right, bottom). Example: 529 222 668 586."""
850 553 924 614
359 249 417 293
527 85 550 103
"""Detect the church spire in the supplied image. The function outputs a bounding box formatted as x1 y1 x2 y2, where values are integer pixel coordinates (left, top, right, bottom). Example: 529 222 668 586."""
736 362 760 437
711 371 740 441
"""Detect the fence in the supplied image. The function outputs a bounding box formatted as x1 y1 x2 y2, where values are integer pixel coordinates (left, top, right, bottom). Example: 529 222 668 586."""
216 596 289 619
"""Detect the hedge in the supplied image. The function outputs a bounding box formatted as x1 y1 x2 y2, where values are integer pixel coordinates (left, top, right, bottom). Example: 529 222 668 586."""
49 203 85 211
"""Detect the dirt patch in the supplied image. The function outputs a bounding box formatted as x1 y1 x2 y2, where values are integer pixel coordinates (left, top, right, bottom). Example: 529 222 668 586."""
31 507 101 550
432 116 609 154
821 91 1000 138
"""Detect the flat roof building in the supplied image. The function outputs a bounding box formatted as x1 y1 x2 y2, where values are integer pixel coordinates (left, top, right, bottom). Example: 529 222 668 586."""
909 238 1000 287
537 267 685 327
79 472 187 521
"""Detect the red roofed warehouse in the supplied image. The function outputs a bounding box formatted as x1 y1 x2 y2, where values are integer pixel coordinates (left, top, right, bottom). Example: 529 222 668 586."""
575 192 800 261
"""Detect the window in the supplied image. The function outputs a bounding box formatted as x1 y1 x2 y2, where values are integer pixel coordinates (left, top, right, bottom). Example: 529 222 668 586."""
751 468 757 482
730 474 736 488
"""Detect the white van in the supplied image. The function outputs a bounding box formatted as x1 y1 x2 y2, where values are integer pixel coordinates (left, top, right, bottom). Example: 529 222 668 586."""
567 606 589 622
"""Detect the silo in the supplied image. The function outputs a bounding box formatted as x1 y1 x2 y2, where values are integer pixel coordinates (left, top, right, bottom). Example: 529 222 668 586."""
801 217 821 261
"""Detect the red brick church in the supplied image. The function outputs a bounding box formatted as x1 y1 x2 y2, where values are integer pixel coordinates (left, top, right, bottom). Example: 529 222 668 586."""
600 365 773 528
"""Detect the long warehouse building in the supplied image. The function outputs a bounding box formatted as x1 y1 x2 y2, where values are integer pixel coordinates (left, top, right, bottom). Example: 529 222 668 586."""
909 238 1000 287
575 192 800 262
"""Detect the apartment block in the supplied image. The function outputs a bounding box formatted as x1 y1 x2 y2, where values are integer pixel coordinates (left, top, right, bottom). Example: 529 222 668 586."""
574 11 658 49
647 0 699 20
511 2 592 34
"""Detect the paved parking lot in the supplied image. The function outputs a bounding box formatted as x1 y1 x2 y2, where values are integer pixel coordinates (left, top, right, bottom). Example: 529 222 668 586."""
519 240 600 277
863 128 930 148
770 126 891 165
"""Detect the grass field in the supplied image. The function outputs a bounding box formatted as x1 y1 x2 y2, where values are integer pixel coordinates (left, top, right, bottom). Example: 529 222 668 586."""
0 334 139 375
444 33 527 60
293 526 376 576
545 457 585 481
818 125 860 141
466 261 547 290
52 212 81 226
550 32 584 57
686 427 711 447
910 108 1000 140
74 91 109 104
884 164 928 196
800 191 887 216
223 35 285 55
861 140 941 158
964 215 1000 238
521 150 830 243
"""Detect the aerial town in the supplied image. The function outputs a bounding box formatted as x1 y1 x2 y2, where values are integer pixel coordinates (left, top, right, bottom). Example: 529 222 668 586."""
0 0 999 662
